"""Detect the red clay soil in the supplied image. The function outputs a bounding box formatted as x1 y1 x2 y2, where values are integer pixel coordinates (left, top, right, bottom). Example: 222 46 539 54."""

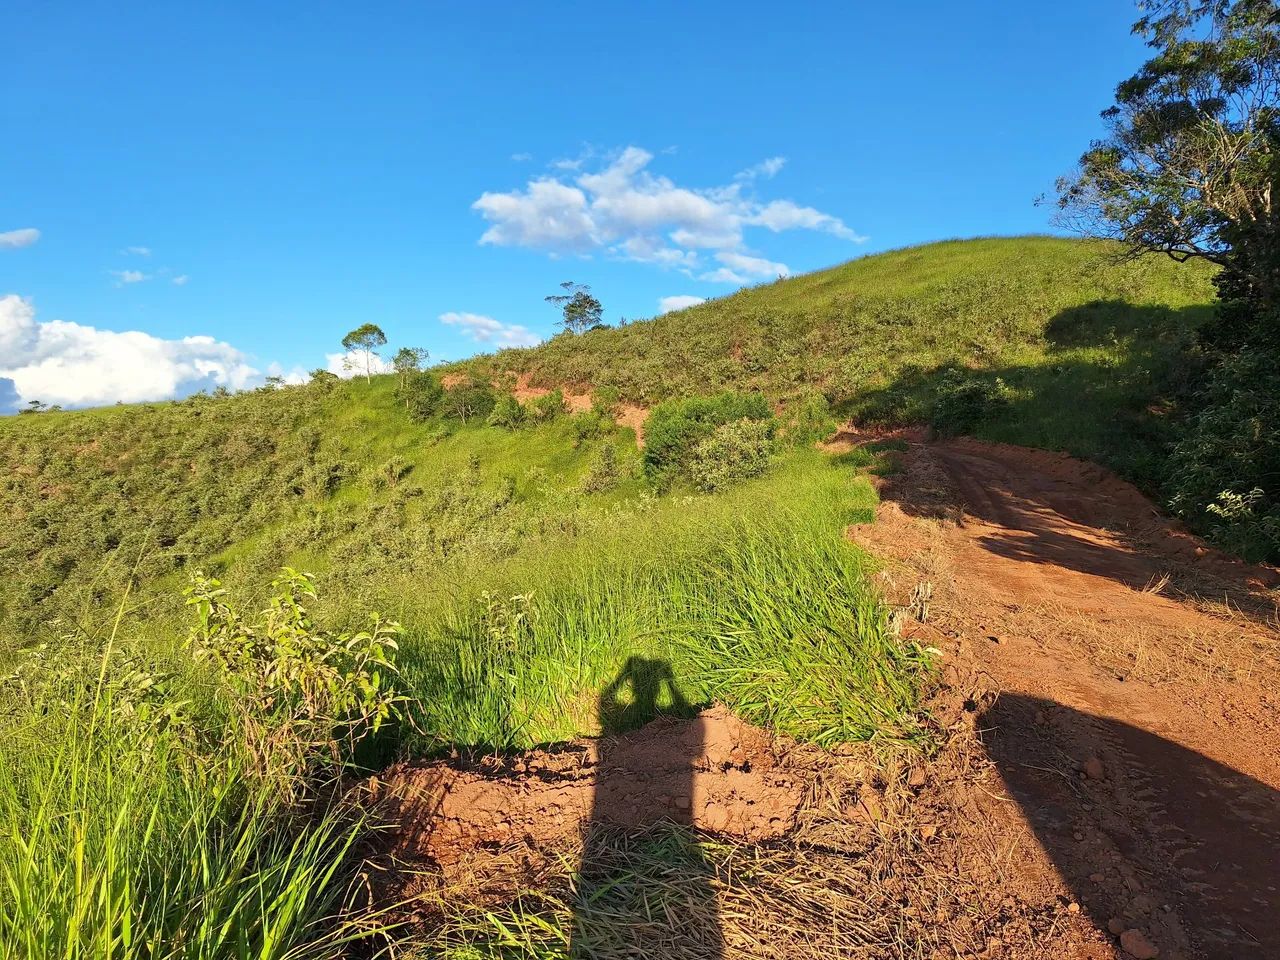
512 373 649 444
847 428 1280 960
375 707 808 887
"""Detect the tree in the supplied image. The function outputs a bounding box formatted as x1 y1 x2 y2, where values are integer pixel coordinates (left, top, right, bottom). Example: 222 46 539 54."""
341 324 388 382
392 347 430 392
400 371 444 421
545 282 604 334
1053 0 1280 304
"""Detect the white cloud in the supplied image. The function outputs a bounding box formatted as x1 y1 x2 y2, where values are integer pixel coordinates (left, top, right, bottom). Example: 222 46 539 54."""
471 146 863 280
440 311 542 348
0 228 40 250
701 250 789 284
110 269 150 285
750 200 866 241
121 245 152 257
736 156 786 181
659 295 706 313
323 350 394 379
172 274 190 286
0 294 262 411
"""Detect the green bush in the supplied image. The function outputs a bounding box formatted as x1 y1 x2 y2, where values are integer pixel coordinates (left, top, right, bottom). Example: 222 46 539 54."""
781 390 838 446
1167 351 1280 561
644 391 773 484
399 370 444 421
569 410 606 447
440 377 497 424
687 419 775 492
930 370 1012 435
526 389 566 423
487 393 525 429
581 440 620 492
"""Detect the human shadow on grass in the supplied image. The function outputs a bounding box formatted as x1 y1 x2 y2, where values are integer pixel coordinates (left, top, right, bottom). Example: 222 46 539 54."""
981 693 1280 959
570 656 723 959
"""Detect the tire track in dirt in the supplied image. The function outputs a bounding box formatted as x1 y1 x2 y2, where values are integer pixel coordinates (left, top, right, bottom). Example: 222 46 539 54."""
846 429 1280 959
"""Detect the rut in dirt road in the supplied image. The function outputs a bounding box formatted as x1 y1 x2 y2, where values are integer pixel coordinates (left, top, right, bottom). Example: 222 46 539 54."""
848 431 1280 960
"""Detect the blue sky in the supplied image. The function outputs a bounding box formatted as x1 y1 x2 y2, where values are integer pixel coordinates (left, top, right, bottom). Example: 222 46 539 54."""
1 0 1150 410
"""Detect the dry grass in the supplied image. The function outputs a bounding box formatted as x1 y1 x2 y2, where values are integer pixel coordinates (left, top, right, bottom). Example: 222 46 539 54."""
383 729 1090 960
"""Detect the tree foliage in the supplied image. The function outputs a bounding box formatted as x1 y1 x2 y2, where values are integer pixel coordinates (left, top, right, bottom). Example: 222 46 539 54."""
392 347 430 392
1054 0 1280 299
545 282 604 334
341 324 388 382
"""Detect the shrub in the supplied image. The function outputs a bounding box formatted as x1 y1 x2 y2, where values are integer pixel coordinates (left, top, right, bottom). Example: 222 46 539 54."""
441 377 497 424
781 390 838 446
569 410 605 447
184 568 405 782
687 419 775 492
487 393 525 429
591 385 621 416
1167 351 1280 562
526 389 566 423
581 441 620 492
644 391 773 484
930 370 1011 435
400 370 444 421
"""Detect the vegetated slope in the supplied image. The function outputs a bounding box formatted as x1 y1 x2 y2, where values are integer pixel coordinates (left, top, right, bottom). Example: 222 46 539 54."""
0 376 644 641
468 236 1217 487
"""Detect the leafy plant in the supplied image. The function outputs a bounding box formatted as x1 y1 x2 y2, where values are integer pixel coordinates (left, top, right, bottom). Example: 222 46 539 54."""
687 418 775 492
487 392 525 429
184 568 405 781
644 391 774 486
527 389 566 424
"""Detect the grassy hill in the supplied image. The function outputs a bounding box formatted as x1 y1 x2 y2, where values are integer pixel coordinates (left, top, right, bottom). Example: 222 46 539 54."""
467 235 1217 484
0 235 1221 958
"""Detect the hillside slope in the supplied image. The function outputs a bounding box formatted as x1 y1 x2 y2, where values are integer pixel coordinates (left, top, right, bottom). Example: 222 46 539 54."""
470 235 1217 484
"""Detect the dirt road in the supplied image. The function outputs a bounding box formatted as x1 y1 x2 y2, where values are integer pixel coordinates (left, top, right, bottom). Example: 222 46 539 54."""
849 431 1280 959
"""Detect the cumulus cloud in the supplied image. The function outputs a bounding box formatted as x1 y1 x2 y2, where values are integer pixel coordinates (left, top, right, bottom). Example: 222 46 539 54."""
0 294 262 412
750 200 866 241
110 269 150 285
470 146 863 284
659 295 706 313
440 311 542 348
172 274 190 286
323 350 394 379
699 250 790 284
0 228 40 250
121 245 152 256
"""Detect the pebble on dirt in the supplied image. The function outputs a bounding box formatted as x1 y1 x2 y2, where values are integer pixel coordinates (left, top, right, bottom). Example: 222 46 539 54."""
1119 928 1159 959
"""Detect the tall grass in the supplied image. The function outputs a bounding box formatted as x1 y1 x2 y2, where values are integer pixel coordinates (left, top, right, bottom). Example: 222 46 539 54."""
0 450 932 957
0 664 375 959
392 452 933 751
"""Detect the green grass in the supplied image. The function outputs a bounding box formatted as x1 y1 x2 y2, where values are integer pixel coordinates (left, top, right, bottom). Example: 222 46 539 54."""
0 653 378 959
461 235 1217 489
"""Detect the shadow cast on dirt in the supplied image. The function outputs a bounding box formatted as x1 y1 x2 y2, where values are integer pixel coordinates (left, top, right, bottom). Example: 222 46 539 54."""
572 656 722 958
981 693 1280 959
